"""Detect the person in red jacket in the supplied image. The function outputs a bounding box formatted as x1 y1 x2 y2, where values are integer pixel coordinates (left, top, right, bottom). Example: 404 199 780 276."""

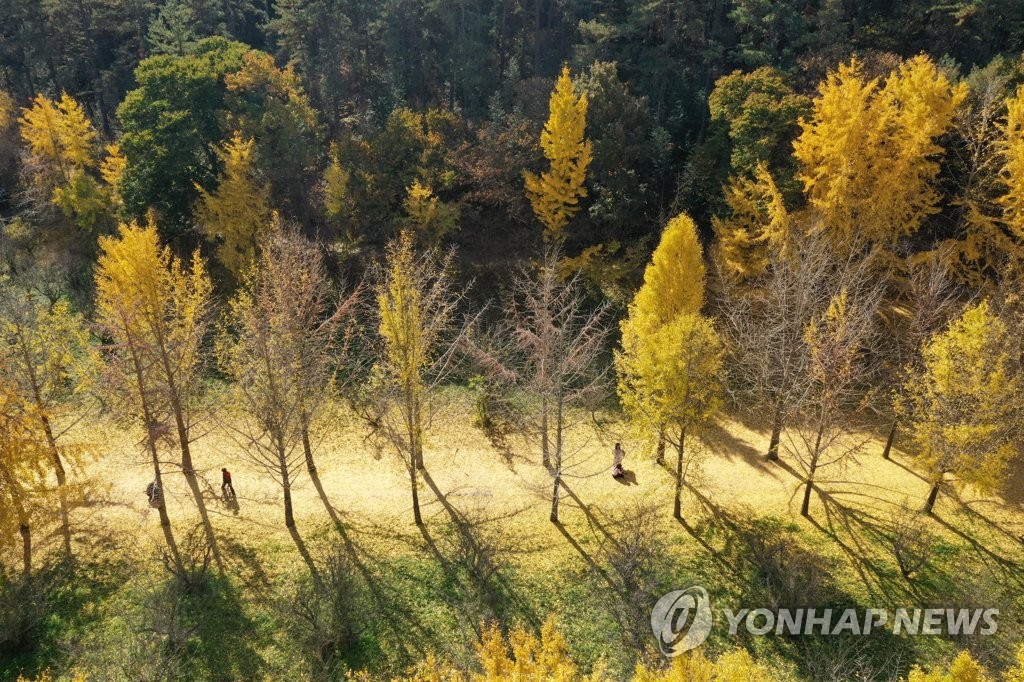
221 467 236 499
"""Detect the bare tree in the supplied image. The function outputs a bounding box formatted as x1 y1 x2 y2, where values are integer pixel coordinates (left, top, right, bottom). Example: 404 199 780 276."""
786 258 885 518
717 236 840 461
471 251 612 523
217 228 358 528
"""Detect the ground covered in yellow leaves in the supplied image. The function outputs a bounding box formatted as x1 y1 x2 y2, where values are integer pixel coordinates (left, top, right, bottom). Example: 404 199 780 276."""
7 391 1024 680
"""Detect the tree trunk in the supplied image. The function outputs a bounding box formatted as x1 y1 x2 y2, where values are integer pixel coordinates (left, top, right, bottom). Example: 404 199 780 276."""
656 424 666 465
40 414 72 558
549 470 561 523
549 396 564 523
411 459 423 525
541 397 550 469
882 418 897 460
674 427 686 519
800 426 824 517
301 415 316 475
20 523 31 579
767 403 782 461
924 480 941 514
280 447 295 527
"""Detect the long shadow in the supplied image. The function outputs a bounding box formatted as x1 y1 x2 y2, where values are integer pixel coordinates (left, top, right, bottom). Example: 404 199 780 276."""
560 482 618 550
309 468 345 531
183 471 224 572
184 573 267 680
701 419 777 474
287 524 321 586
552 520 614 587
929 513 1024 589
882 454 930 483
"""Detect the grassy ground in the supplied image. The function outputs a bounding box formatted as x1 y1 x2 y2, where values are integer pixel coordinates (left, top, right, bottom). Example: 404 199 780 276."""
3 390 1024 680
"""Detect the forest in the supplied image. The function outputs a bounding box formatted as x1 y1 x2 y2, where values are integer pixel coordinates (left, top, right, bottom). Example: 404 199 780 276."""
3 1 1024 680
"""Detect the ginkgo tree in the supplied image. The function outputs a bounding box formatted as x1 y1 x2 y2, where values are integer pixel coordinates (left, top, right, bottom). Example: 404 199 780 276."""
617 212 707 464
0 282 93 558
793 56 966 254
370 231 469 525
218 224 358 527
0 384 51 579
94 216 213 573
195 132 272 276
902 300 1022 514
524 65 593 243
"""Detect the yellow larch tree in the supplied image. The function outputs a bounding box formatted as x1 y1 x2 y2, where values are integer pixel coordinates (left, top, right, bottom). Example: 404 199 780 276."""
0 283 93 559
952 84 1024 283
793 56 966 253
404 180 460 245
195 132 272 276
617 212 708 463
632 647 772 681
373 231 463 525
95 216 215 573
902 300 1022 513
0 383 51 579
99 143 127 209
712 162 793 281
523 65 593 242
19 92 97 187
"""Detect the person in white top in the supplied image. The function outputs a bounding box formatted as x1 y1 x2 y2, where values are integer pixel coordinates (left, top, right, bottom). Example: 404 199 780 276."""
612 442 625 478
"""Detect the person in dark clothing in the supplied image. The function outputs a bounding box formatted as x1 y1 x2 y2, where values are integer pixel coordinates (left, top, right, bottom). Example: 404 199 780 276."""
612 442 625 478
221 467 236 499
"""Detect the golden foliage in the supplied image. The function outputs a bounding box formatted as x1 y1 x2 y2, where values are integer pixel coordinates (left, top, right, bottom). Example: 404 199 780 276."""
324 150 351 219
905 650 992 682
793 56 966 251
404 180 460 244
712 163 792 280
195 132 272 275
902 300 1021 500
19 92 97 184
633 647 771 681
100 143 127 208
524 65 593 240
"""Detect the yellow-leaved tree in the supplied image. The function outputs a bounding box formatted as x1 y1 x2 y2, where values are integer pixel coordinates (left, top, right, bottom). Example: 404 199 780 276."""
0 383 51 579
617 212 708 465
793 56 966 253
195 132 272 276
902 300 1022 513
632 647 772 681
712 162 793 281
19 93 96 187
95 216 215 573
953 84 1024 283
524 65 593 242
618 312 723 520
372 231 465 525
474 616 605 682
404 180 460 245
0 282 93 559
905 650 992 681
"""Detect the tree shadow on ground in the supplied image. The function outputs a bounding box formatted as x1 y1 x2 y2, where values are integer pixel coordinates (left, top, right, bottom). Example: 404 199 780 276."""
182 574 267 682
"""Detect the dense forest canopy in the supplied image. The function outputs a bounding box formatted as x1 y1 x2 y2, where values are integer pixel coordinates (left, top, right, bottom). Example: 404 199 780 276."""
3 0 1024 300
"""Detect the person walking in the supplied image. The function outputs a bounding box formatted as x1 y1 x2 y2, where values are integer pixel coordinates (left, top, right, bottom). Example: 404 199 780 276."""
221 467 236 499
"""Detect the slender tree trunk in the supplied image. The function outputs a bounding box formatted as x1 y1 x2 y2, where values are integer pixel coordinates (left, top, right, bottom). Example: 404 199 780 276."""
800 427 824 517
541 397 550 469
674 427 686 519
281 452 295 528
301 411 316 475
0 462 32 579
549 396 563 523
924 479 941 514
656 423 666 465
410 458 423 526
767 403 782 461
20 523 31 580
882 418 897 460
40 413 72 557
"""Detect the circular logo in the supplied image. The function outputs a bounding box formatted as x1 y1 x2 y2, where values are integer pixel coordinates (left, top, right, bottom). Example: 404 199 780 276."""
651 586 713 656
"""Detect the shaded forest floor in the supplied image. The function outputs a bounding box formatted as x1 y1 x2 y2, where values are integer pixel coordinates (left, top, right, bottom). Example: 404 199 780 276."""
5 391 1024 680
